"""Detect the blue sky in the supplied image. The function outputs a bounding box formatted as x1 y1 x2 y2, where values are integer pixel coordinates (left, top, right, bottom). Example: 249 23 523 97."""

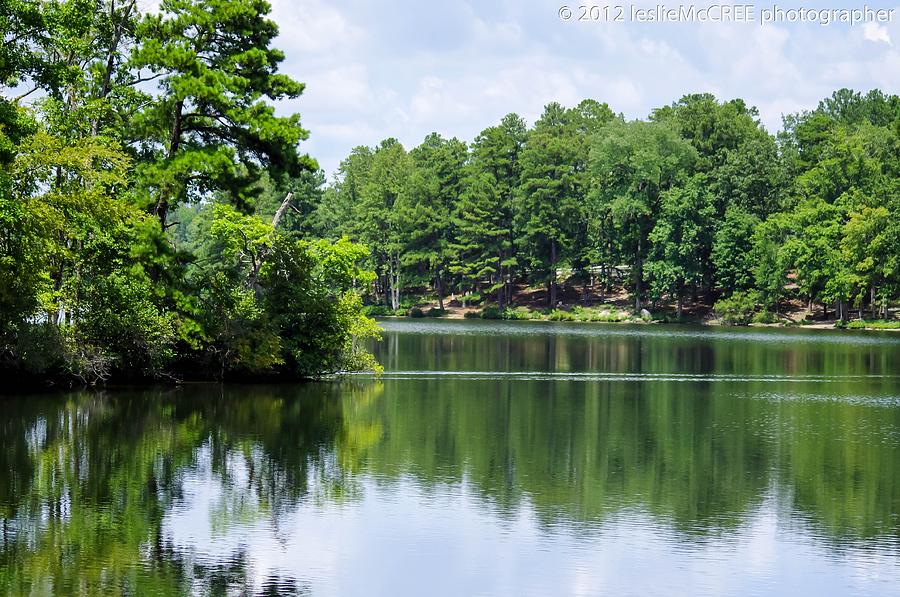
265 0 900 177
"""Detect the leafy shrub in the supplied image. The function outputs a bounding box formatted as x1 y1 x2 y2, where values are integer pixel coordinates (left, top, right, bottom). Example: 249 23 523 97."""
590 310 628 323
502 306 540 320
480 305 502 319
463 310 481 319
547 309 577 321
714 291 758 326
399 296 421 309
752 310 777 324
426 308 446 317
361 305 392 317
408 307 425 318
72 272 176 378
6 323 67 378
847 320 900 330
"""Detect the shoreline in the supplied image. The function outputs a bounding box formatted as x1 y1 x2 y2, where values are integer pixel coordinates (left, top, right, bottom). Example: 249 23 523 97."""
377 305 900 332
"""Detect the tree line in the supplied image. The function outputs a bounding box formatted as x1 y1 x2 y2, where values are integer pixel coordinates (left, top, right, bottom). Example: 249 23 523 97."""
0 0 379 385
2 2 898 386
294 89 898 323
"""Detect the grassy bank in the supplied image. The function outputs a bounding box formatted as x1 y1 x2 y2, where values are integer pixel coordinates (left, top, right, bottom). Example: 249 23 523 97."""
365 301 900 331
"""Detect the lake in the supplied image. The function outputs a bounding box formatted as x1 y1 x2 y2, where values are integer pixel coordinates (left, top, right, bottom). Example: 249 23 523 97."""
2 319 900 596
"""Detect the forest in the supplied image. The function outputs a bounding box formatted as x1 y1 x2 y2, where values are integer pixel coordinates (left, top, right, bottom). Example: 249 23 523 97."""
0 0 379 385
2 0 899 386
295 88 899 327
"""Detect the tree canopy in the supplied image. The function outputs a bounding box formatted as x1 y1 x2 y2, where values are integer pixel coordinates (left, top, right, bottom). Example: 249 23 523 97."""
0 0 378 385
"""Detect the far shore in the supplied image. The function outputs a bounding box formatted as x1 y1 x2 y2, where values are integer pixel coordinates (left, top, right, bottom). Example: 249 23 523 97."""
371 297 900 332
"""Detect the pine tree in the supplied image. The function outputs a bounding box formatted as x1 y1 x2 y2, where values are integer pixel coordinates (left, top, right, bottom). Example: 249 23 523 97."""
355 139 413 310
129 0 314 227
399 133 467 309
451 114 525 308
515 103 583 307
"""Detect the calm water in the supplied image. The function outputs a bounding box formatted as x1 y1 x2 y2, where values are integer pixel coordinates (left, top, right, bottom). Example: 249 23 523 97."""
3 321 900 596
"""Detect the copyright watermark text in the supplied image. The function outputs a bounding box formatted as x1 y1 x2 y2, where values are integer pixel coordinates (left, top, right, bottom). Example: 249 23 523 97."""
557 4 896 26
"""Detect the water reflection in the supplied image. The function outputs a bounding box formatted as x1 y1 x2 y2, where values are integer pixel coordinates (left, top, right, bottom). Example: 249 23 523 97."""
1 322 900 595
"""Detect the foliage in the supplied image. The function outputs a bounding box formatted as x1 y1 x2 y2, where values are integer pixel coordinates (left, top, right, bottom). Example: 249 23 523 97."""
712 207 760 295
479 305 503 319
0 0 378 384
129 0 314 225
451 113 526 308
713 291 759 326
845 320 900 330
752 310 778 324
318 88 899 329
189 204 380 377
646 176 715 310
547 309 577 321
3 3 900 390
589 119 697 311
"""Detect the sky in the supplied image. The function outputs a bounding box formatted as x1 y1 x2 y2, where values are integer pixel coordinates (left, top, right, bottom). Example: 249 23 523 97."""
264 0 900 178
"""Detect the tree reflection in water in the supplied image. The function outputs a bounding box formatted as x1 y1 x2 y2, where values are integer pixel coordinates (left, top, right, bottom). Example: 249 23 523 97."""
2 323 900 595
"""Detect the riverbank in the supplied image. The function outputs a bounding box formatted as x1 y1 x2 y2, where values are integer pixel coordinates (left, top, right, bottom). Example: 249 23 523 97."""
371 301 900 331
363 282 898 331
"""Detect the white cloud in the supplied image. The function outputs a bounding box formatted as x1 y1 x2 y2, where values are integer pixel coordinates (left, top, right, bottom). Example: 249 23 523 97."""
270 0 365 55
260 0 900 177
863 22 892 45
302 64 373 110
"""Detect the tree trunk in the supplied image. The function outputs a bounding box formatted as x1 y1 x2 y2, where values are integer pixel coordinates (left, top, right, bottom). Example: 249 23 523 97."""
157 99 184 227
634 261 642 313
436 272 444 311
497 255 505 311
549 239 558 307
677 292 684 319
91 0 137 136
388 255 400 311
505 258 514 308
248 193 293 294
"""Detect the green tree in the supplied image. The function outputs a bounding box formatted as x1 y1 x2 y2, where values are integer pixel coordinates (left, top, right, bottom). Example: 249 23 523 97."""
128 0 314 227
515 102 584 306
750 214 791 314
253 169 326 239
651 94 764 174
589 120 697 312
841 203 897 319
398 133 467 308
712 207 760 296
190 202 379 377
0 0 383 383
317 146 374 240
646 177 714 317
452 113 526 308
354 138 413 310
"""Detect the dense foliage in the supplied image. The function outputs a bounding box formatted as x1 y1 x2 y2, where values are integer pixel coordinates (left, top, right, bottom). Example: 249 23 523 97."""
2 3 899 386
0 0 378 385
312 90 899 324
